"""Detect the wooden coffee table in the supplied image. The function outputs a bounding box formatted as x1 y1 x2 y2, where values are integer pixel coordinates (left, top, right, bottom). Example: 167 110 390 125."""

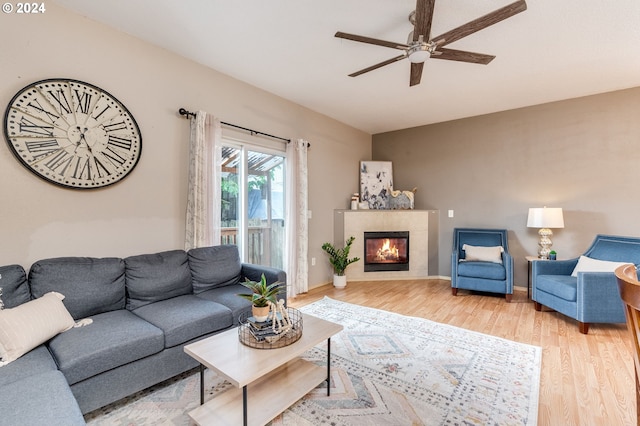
184 313 343 426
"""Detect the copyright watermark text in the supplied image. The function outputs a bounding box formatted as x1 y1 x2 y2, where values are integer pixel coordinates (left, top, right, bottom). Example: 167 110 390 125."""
2 2 46 14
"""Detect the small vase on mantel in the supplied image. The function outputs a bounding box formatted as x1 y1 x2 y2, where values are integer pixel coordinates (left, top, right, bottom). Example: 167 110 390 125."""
333 274 347 289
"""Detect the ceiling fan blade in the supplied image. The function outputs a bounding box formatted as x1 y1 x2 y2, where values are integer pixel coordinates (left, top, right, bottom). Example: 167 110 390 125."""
410 62 424 86
348 55 407 77
431 48 495 64
413 0 436 41
335 32 408 50
431 0 527 47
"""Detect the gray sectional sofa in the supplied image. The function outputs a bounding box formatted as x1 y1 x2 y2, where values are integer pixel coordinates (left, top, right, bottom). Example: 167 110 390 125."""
0 245 286 425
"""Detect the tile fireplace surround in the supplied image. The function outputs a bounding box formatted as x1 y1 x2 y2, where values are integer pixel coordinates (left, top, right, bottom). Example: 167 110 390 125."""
333 210 439 281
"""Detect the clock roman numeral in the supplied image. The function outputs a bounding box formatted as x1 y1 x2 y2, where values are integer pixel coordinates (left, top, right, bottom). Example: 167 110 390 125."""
92 104 111 120
47 89 72 114
19 117 54 136
107 135 133 150
73 156 111 180
103 146 127 167
73 90 92 114
103 121 128 133
26 99 60 123
73 156 91 180
25 139 59 153
24 140 60 161
92 157 111 179
45 149 73 175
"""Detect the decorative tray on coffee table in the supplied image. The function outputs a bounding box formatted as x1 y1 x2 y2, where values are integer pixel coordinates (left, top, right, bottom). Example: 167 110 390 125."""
238 307 303 349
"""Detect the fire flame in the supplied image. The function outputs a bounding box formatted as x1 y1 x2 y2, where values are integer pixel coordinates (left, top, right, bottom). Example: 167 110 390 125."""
376 239 400 261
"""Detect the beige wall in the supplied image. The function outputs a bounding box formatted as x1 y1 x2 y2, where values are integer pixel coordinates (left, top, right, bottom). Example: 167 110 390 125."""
0 3 370 288
373 87 640 287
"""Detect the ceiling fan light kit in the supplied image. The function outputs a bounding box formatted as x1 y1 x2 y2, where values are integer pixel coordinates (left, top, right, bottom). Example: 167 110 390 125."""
408 47 430 63
335 0 527 86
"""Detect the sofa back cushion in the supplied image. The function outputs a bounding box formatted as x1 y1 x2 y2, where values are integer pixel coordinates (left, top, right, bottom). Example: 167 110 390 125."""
29 257 126 319
125 250 192 310
188 245 242 293
0 264 30 309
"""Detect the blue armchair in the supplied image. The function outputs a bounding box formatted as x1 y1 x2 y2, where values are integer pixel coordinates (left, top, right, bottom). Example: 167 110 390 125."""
451 228 514 302
532 234 640 334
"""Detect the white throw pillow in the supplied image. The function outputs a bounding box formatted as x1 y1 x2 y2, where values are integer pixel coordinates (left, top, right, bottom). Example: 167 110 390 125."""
570 255 632 277
0 292 75 366
462 244 504 264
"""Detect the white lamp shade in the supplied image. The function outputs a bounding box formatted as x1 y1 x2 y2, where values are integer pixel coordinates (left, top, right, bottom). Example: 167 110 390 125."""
527 207 564 228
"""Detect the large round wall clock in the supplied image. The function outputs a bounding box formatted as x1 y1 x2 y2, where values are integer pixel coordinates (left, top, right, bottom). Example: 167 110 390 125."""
3 78 142 189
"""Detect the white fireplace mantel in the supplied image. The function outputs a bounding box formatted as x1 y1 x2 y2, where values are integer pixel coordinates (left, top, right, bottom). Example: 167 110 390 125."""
333 210 439 281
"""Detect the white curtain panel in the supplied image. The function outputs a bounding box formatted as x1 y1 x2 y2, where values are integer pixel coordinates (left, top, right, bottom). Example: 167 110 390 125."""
285 139 309 297
185 111 222 250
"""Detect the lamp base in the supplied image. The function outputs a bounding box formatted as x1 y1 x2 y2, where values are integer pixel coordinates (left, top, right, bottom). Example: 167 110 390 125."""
538 228 553 259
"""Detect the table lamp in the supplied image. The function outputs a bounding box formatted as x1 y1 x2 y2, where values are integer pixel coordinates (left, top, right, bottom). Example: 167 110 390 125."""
527 207 564 259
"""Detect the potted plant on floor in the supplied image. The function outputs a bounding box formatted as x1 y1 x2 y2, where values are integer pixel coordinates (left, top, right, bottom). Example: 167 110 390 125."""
321 236 360 289
237 274 283 322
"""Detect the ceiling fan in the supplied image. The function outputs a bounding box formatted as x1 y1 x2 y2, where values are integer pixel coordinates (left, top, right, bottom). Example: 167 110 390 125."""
335 0 527 86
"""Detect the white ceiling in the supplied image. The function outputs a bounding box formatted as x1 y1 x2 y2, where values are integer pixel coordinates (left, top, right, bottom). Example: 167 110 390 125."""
53 0 640 135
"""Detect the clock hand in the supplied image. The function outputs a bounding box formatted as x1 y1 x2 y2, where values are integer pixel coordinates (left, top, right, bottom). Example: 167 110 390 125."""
75 126 93 154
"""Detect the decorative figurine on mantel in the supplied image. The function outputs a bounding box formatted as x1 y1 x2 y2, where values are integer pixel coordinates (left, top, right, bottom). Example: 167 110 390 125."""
389 187 417 210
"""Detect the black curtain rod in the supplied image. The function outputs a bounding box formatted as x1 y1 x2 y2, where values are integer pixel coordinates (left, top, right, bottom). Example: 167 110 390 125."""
179 108 309 147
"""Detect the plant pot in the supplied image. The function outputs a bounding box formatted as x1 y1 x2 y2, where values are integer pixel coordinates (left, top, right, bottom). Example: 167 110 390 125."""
252 305 270 322
333 274 347 289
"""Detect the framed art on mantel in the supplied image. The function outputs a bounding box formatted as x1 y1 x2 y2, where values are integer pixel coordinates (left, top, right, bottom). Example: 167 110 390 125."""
360 161 393 209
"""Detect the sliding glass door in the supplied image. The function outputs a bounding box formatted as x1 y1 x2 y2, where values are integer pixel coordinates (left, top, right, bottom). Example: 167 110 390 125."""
220 143 285 269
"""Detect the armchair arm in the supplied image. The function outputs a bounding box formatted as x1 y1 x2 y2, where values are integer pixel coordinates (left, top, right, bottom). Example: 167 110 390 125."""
531 259 577 300
451 251 460 287
503 252 514 293
531 258 577 277
576 272 626 323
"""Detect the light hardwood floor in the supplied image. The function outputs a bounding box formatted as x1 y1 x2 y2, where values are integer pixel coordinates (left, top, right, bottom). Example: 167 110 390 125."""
288 279 636 426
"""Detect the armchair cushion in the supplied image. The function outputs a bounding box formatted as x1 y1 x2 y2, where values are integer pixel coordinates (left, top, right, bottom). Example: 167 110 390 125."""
571 255 631 277
462 244 504 264
457 261 506 281
536 275 577 301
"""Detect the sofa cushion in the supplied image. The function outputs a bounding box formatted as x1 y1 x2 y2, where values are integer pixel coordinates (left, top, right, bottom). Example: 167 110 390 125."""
188 245 242 293
196 284 253 325
132 295 233 348
29 257 126 319
0 370 85 426
457 261 506 281
0 345 57 387
536 275 577 302
125 250 192 310
48 309 164 385
571 255 631 277
0 292 75 366
0 264 30 309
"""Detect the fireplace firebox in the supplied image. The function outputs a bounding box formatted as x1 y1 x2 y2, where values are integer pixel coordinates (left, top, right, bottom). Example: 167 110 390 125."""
364 231 409 272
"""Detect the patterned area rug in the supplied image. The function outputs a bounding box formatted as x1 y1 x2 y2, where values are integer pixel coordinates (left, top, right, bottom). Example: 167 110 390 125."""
85 297 541 425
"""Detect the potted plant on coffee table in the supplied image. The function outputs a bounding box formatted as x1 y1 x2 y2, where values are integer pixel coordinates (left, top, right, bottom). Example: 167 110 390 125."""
321 236 360 289
237 274 283 322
